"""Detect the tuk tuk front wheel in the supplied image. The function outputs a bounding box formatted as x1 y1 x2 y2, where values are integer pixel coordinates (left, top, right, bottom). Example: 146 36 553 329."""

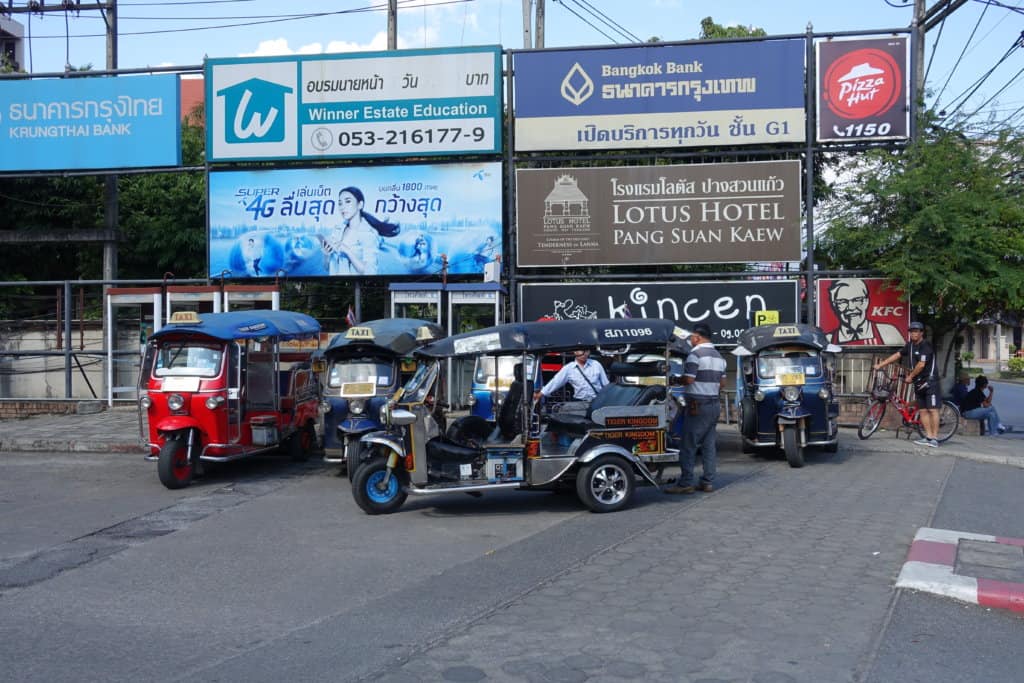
157 436 193 489
576 454 635 513
352 457 408 515
782 426 804 468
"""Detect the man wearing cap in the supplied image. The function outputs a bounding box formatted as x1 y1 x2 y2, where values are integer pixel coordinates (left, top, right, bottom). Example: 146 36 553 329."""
874 322 941 447
666 323 727 494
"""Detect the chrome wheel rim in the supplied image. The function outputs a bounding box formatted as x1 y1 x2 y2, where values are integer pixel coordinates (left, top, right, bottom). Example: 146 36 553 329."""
589 463 629 506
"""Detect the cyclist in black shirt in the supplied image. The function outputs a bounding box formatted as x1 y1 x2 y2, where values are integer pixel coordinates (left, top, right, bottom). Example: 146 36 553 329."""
874 322 941 447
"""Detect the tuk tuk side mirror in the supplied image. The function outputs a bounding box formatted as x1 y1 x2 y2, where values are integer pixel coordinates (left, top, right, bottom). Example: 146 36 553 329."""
312 358 327 374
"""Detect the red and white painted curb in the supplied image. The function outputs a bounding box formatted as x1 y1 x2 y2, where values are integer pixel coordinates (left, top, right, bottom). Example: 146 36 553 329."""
896 527 1024 613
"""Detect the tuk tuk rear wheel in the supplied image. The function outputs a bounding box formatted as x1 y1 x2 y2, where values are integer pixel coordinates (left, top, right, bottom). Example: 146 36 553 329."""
352 457 408 515
287 421 316 462
782 426 804 468
157 437 193 489
576 454 635 513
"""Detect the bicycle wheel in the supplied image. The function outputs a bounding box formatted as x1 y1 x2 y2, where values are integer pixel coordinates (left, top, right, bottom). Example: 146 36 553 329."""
935 400 960 442
914 400 961 443
858 400 886 440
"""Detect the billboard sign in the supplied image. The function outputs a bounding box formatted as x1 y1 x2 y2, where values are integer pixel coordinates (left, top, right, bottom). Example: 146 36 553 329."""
816 277 908 347
817 36 909 142
208 162 503 278
516 160 802 267
206 46 502 161
0 74 181 171
512 40 805 151
520 280 800 345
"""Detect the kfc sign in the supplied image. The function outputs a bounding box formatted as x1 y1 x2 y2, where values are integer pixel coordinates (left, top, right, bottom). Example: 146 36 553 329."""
816 277 909 347
817 37 909 143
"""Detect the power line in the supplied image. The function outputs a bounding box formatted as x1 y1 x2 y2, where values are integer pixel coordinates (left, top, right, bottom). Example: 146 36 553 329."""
551 0 619 44
567 0 641 43
933 0 991 107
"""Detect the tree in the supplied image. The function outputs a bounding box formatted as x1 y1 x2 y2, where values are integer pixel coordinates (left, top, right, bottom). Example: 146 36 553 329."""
817 112 1024 369
698 17 767 39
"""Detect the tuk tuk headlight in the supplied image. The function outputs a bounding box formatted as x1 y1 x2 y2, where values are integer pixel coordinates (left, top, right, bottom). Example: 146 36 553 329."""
204 395 226 410
350 399 365 415
467 393 477 406
139 395 152 409
754 389 766 402
781 386 801 402
167 393 185 411
818 387 831 401
379 402 392 425
319 400 331 414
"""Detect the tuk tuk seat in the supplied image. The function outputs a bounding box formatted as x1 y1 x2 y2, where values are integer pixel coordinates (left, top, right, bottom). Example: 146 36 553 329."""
547 383 666 435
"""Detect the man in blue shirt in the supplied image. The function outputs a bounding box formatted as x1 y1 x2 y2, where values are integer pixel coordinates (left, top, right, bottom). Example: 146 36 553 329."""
534 349 609 407
666 323 727 494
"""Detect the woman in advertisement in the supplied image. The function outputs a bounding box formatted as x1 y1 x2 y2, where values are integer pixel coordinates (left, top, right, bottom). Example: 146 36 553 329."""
324 186 400 276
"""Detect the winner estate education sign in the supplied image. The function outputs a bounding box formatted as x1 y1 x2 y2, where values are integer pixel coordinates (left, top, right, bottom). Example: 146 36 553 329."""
515 160 801 267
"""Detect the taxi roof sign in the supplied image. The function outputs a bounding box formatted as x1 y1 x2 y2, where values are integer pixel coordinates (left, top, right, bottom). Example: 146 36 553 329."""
416 325 438 343
169 311 202 325
345 326 375 341
772 325 801 337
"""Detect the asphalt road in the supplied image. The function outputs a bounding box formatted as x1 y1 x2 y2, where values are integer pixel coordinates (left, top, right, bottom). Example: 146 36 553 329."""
0 438 1021 682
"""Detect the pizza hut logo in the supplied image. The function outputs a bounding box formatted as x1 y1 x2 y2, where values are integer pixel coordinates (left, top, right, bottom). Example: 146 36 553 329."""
822 48 902 119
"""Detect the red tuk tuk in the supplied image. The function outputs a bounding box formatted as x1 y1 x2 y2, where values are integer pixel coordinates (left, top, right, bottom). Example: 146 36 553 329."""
138 310 321 489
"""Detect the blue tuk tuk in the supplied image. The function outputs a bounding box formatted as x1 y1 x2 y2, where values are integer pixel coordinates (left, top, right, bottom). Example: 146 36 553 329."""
732 323 841 467
319 318 443 473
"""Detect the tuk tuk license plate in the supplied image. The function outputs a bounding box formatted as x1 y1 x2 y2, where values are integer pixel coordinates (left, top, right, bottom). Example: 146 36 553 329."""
777 372 805 386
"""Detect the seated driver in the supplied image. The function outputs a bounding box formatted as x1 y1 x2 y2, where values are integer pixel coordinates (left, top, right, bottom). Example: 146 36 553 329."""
533 349 609 414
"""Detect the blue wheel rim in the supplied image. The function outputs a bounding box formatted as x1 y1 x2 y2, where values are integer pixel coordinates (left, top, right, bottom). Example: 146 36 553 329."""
366 470 399 504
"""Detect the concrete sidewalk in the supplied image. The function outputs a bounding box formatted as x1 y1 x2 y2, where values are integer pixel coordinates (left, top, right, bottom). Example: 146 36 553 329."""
1 406 1021 469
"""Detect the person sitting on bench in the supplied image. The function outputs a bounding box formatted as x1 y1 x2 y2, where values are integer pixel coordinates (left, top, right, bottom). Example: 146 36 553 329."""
959 375 1009 435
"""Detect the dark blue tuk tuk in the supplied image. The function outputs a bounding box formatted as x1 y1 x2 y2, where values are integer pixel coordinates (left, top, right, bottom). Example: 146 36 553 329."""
732 323 841 467
319 318 443 473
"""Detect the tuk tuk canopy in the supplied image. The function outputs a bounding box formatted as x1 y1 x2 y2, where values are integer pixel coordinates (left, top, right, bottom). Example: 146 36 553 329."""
323 318 444 357
150 310 321 342
732 323 841 357
416 318 689 359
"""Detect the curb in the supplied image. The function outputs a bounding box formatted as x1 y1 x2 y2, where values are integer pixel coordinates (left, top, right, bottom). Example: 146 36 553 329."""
896 527 1024 613
0 439 147 454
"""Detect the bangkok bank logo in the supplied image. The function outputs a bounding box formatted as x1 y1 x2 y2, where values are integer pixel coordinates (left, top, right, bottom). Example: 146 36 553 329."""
822 49 902 120
560 63 594 106
216 77 294 144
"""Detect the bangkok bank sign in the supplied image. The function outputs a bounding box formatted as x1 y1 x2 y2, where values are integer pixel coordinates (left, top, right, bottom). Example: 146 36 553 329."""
816 36 909 143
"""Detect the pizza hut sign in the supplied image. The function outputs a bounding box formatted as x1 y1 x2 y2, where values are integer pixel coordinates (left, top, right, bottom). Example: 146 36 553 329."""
817 37 909 143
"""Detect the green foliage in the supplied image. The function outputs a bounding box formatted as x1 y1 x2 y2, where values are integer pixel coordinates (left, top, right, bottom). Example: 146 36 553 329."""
699 17 767 39
817 112 1024 335
961 351 974 367
1008 357 1024 374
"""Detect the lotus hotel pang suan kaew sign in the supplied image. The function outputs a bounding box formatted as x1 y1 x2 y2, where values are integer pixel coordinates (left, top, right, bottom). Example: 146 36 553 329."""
512 40 805 151
1 74 182 172
519 281 799 345
208 162 502 279
206 46 502 162
817 36 909 143
516 160 802 267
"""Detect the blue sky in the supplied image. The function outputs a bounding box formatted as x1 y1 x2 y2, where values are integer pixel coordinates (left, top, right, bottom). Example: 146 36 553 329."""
10 0 1023 123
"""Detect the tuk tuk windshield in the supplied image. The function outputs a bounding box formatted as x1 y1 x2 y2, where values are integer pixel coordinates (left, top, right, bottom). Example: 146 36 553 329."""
154 342 224 378
328 359 394 388
401 361 440 403
757 349 822 380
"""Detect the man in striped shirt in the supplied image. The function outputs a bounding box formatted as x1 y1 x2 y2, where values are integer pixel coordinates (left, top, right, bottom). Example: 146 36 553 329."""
666 322 727 494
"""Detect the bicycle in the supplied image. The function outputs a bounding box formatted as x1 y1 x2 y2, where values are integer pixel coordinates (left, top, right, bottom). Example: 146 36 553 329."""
857 366 960 442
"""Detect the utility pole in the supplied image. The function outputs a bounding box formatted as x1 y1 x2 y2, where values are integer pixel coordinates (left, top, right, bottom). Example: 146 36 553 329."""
521 0 531 49
388 0 397 49
103 0 118 285
534 0 545 49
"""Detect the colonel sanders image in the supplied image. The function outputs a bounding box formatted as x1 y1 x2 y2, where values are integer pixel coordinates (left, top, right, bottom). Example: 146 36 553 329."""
825 278 905 346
